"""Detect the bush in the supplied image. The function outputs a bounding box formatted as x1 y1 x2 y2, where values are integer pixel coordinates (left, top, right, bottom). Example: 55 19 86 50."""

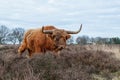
0 44 120 80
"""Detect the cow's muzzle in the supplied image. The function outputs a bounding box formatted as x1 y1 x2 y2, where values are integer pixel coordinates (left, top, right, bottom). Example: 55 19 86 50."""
57 45 65 50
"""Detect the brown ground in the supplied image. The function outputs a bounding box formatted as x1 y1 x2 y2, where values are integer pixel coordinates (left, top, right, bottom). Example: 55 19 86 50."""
0 44 120 80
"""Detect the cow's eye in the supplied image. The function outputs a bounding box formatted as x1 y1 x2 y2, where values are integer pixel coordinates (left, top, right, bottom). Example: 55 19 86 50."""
52 35 56 38
55 36 59 41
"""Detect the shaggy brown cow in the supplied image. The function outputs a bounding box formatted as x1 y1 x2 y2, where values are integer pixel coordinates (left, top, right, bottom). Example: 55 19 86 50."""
18 25 82 58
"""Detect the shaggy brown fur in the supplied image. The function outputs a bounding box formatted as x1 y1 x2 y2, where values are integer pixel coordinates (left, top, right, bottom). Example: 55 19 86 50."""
18 26 71 58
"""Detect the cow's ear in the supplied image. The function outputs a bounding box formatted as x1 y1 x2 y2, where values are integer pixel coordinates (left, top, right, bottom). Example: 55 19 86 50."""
66 35 71 40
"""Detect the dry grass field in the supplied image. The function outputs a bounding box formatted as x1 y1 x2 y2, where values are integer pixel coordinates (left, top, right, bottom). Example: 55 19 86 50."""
0 44 120 80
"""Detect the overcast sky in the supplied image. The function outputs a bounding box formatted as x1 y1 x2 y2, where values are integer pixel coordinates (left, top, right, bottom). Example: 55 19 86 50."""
0 0 120 38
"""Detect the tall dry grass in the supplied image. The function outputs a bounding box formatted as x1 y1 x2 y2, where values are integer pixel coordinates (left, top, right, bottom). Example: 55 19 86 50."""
0 44 120 80
84 44 120 59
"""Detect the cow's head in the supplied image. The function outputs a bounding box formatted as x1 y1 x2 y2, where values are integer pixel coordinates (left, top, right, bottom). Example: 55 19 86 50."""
42 24 82 51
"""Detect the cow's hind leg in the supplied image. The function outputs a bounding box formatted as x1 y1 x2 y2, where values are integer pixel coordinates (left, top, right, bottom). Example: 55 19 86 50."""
18 43 26 56
26 49 33 58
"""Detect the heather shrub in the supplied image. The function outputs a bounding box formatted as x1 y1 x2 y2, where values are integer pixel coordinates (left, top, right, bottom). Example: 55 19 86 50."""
0 44 120 80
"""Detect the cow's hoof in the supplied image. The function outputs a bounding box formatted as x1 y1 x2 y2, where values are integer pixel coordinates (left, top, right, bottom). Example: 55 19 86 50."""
17 52 21 57
18 49 21 53
26 55 30 59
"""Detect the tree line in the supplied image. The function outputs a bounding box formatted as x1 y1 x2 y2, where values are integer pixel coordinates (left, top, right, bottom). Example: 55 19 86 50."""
0 25 120 45
68 36 120 45
0 25 25 44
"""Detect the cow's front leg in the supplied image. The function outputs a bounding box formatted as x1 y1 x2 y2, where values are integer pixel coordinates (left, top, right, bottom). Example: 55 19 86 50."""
35 46 42 54
18 43 26 56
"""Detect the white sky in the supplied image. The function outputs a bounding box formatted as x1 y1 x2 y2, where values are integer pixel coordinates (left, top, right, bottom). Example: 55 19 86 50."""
0 0 120 38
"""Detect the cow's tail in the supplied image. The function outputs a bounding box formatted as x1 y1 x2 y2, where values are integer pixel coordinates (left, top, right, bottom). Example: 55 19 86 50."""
18 29 33 54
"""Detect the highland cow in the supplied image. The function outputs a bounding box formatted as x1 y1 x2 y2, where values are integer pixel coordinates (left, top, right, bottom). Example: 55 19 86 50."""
18 25 82 58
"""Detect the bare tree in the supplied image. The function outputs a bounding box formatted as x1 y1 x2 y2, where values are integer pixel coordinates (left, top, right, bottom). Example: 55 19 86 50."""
76 35 89 45
6 31 17 44
6 28 25 44
90 37 110 44
13 28 25 44
0 25 9 44
67 36 74 44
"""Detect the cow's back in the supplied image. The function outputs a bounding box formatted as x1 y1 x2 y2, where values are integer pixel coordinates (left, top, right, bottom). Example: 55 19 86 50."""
18 25 57 57
27 26 56 52
42 25 56 30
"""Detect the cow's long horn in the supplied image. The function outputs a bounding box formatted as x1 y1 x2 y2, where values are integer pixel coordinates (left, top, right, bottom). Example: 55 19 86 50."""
66 24 82 34
42 26 53 34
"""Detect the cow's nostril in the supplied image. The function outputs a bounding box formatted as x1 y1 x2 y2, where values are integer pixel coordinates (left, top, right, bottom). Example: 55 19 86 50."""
59 45 65 49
